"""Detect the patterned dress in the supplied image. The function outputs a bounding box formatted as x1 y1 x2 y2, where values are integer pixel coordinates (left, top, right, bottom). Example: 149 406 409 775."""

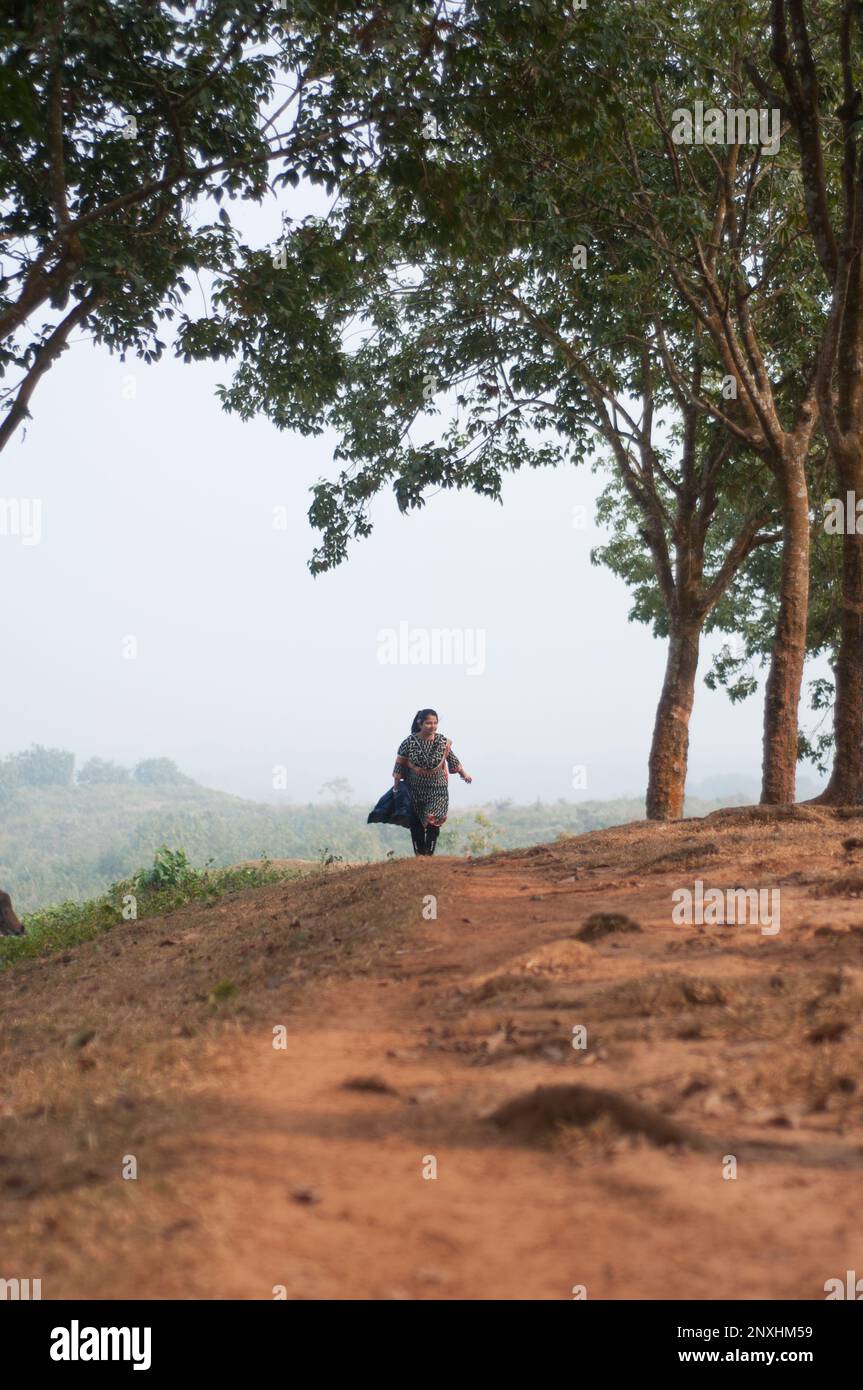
393 733 464 828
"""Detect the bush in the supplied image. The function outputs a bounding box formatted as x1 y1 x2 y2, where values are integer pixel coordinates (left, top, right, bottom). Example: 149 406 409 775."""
1 744 74 787
78 757 131 785
134 845 199 891
133 758 192 785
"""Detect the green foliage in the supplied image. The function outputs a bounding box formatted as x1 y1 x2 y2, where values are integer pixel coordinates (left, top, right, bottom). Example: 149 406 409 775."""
798 678 836 777
77 757 131 785
1 1 445 448
133 757 191 785
134 845 198 890
0 854 302 971
209 981 238 1003
462 811 502 857
0 743 75 787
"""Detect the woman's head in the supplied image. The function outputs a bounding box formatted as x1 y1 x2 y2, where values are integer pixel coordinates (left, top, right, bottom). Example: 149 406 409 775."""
411 709 439 736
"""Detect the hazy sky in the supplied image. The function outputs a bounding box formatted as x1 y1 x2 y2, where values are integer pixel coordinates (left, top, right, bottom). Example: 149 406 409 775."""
1 188 825 807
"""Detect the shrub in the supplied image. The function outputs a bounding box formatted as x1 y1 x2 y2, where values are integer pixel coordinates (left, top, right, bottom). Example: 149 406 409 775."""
78 757 131 785
133 758 192 786
134 845 198 891
2 744 74 787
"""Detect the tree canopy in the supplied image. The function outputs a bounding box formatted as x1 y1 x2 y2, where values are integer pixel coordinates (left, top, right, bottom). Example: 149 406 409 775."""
0 0 437 448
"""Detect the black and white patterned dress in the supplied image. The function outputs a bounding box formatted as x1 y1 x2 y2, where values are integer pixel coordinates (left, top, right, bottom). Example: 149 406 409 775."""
393 734 464 828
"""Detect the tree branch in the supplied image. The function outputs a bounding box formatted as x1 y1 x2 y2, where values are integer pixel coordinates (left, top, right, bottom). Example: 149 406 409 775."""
0 291 104 453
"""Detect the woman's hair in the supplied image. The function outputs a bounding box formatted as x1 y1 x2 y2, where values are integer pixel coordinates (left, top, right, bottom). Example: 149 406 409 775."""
411 708 439 734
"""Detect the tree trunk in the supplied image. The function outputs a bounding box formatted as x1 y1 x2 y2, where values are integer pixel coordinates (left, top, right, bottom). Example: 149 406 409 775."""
646 615 703 820
815 186 863 804
817 498 863 804
761 457 810 803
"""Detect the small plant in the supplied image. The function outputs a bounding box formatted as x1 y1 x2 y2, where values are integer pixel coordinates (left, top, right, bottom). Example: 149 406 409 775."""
208 980 238 1003
135 846 198 891
317 846 344 869
465 812 501 858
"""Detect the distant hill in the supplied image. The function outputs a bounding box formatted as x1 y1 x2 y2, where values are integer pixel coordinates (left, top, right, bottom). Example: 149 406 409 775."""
0 778 750 912
0 781 399 912
688 772 820 800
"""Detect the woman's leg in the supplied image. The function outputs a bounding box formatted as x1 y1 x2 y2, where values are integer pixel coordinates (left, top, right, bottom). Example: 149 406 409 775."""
409 812 426 856
424 823 440 855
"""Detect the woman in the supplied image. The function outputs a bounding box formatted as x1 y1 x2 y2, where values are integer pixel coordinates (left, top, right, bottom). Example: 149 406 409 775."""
393 709 472 856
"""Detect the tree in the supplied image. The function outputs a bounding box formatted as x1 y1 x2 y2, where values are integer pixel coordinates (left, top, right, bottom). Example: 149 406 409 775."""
601 19 822 806
1 743 75 786
319 778 353 802
0 0 435 450
133 757 191 785
760 0 863 802
593 396 781 819
212 0 821 814
702 439 838 776
77 756 131 784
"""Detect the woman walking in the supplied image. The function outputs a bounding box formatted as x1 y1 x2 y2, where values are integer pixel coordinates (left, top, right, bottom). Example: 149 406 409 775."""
395 709 472 855
368 708 472 855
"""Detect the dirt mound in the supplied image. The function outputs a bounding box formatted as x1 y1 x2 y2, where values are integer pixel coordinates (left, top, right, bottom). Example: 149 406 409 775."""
489 1082 702 1147
2 807 863 1299
468 937 595 984
576 912 642 942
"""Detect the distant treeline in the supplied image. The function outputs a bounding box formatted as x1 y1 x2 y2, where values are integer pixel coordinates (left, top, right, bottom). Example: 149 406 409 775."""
0 744 190 794
0 752 747 912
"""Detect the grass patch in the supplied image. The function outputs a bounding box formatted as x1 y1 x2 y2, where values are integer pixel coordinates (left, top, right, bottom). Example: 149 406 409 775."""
0 850 303 971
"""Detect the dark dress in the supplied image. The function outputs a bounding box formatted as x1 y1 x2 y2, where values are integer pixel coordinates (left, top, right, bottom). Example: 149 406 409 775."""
367 780 413 827
393 733 463 828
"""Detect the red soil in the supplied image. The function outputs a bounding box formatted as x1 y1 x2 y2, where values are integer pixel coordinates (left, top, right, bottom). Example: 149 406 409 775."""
1 805 862 1300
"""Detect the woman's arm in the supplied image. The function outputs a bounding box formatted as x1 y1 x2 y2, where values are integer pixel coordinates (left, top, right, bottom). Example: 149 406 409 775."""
447 747 472 783
393 745 409 789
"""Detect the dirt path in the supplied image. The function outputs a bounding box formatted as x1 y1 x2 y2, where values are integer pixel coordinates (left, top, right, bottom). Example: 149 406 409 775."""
2 807 862 1299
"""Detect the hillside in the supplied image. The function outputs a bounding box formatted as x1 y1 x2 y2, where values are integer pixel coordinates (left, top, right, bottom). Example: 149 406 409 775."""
1 806 861 1299
0 779 749 913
